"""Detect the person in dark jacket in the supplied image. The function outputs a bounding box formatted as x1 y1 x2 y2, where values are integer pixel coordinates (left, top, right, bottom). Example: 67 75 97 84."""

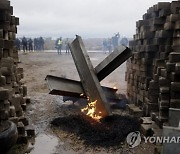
65 38 70 54
34 38 38 51
39 37 44 51
120 36 129 47
28 38 33 51
22 36 27 52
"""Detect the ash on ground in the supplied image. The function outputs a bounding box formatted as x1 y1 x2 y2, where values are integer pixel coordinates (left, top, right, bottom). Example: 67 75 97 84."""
51 114 140 148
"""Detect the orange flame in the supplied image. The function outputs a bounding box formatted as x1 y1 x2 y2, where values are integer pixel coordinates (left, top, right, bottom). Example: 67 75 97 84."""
113 86 117 89
81 100 102 121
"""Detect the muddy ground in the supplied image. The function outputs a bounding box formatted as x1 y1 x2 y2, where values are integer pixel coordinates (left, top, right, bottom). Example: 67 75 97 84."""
18 51 155 154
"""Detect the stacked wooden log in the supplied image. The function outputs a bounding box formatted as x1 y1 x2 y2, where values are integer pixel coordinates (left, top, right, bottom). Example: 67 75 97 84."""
126 1 180 127
0 0 31 144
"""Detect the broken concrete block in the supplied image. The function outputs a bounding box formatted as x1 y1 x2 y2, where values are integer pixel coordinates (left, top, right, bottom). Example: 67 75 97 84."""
163 126 180 154
26 129 35 137
9 105 16 117
25 97 31 104
170 99 180 109
0 109 8 120
171 82 180 92
16 108 23 117
19 116 29 126
22 85 27 97
0 87 9 100
17 136 28 144
9 117 19 124
169 52 180 63
21 103 26 111
17 121 25 135
4 100 10 111
169 108 180 127
0 75 6 86
10 94 22 111
175 63 180 74
141 123 154 137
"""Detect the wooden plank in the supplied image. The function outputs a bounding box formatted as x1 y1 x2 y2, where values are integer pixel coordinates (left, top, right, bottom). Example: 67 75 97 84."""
69 35 110 117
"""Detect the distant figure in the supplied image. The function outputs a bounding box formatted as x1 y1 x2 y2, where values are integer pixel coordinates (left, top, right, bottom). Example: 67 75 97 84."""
28 38 33 51
37 38 41 50
112 32 120 50
39 37 44 51
65 38 70 54
22 36 28 52
55 37 63 54
34 38 38 51
102 39 108 53
15 38 21 51
120 36 129 47
107 38 112 53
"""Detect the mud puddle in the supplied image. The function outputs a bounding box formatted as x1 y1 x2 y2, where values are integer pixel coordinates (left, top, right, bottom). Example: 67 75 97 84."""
29 133 59 154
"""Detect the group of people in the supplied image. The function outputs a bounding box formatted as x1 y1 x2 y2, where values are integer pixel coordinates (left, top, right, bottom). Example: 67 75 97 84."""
15 35 128 54
102 33 129 53
15 37 45 52
55 37 70 55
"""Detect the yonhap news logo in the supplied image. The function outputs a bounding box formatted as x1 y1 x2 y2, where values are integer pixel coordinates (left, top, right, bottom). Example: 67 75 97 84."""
126 131 180 148
126 131 141 148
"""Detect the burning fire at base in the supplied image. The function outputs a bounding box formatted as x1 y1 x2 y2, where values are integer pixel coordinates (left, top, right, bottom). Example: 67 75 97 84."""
113 86 117 89
81 100 103 121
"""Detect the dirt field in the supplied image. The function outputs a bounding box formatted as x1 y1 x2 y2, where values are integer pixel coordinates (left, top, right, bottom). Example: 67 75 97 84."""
18 51 154 154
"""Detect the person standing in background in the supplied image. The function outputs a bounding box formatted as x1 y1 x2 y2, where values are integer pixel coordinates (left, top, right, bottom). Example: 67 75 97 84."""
112 32 120 50
107 38 112 53
34 38 38 51
55 37 63 55
120 36 129 47
28 38 33 51
22 36 28 52
65 38 70 54
102 39 108 53
39 37 44 51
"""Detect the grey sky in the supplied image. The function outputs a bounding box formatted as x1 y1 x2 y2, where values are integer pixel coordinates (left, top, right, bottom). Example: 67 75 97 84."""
10 0 171 38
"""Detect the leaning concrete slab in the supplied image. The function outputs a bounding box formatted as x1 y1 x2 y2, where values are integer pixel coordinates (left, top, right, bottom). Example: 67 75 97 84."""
95 46 132 81
69 35 110 117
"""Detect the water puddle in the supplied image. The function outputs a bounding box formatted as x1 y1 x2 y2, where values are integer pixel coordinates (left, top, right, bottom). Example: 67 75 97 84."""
30 134 59 154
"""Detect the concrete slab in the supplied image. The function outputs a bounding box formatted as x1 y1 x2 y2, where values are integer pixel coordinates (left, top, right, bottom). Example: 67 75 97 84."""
163 126 180 154
169 108 180 127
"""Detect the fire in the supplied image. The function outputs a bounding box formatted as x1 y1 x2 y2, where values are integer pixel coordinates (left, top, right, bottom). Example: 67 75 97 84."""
113 86 117 89
81 100 102 121
80 93 84 96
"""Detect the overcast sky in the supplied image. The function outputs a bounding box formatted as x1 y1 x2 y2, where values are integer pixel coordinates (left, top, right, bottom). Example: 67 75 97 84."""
10 0 171 38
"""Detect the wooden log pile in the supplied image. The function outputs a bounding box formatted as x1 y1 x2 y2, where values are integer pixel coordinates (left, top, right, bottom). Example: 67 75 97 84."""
126 1 180 127
0 0 32 143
